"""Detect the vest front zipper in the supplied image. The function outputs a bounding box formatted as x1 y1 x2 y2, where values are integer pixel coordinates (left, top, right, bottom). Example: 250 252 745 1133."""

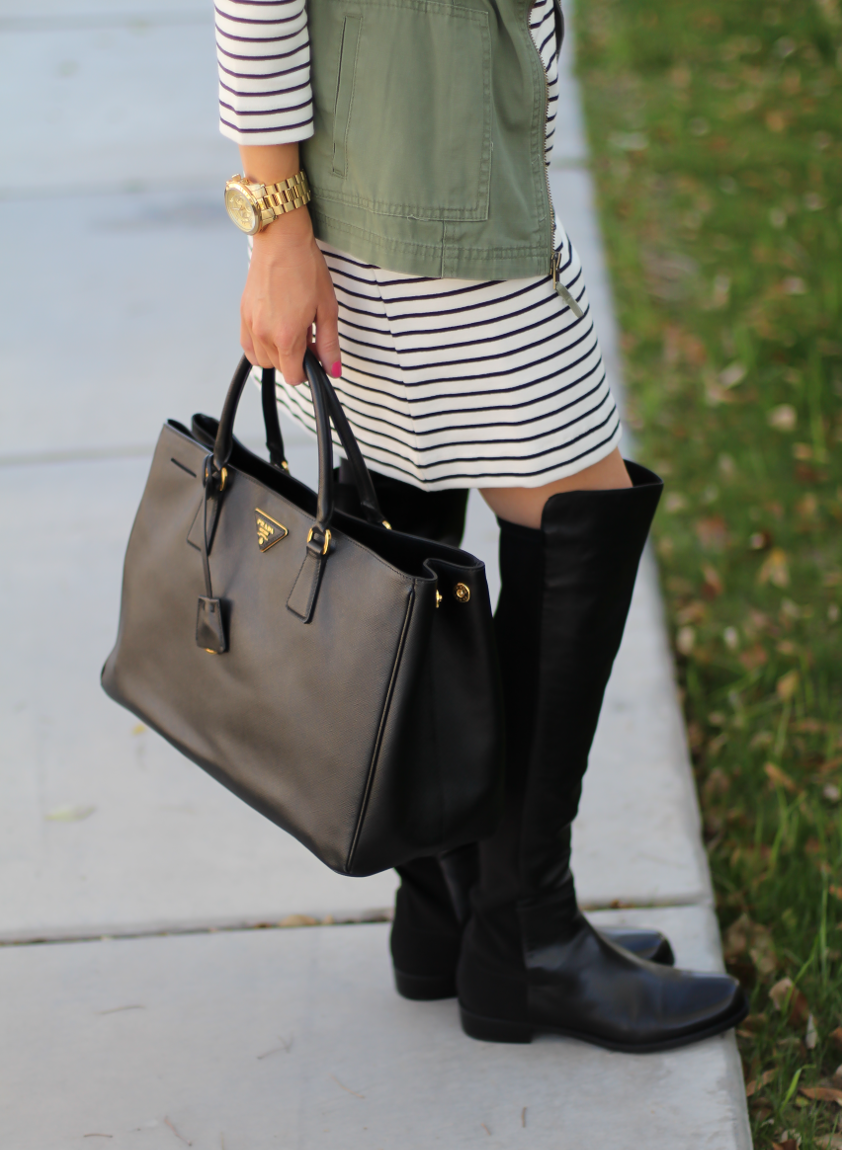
552 250 585 318
535 2 584 319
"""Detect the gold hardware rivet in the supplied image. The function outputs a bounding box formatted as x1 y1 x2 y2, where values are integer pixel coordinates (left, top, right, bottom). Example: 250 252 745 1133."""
435 590 443 608
454 583 471 603
307 525 332 556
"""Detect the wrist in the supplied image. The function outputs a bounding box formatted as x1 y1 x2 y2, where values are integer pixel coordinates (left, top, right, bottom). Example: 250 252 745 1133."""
252 203 313 244
239 143 300 186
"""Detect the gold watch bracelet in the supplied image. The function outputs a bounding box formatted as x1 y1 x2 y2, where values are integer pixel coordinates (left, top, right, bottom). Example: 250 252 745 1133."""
250 170 312 228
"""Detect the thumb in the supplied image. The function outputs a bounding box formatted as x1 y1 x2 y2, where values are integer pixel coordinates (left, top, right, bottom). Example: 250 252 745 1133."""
313 301 342 380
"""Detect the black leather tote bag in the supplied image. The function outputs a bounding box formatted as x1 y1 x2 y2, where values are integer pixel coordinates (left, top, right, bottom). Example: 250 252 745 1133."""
102 352 504 876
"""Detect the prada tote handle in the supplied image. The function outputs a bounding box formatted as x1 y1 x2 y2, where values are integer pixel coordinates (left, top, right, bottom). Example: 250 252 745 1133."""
262 363 385 526
260 368 288 471
212 353 387 534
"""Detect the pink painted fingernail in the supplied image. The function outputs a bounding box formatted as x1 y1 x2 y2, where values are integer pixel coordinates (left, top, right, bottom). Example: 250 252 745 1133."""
331 361 342 378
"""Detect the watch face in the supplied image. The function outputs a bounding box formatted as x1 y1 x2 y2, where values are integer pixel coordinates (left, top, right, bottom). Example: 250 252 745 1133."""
225 185 258 234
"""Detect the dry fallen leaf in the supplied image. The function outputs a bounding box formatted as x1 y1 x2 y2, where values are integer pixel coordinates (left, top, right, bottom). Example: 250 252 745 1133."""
776 669 800 702
685 723 706 755
769 977 811 1024
724 913 752 959
742 1013 768 1032
45 805 97 823
816 1135 842 1150
739 643 769 671
792 994 811 1027
805 1014 818 1050
782 275 807 295
278 914 319 928
758 548 790 588
676 625 696 655
766 110 789 132
746 1068 776 1097
720 361 747 388
705 377 737 406
702 562 724 597
675 600 707 625
799 1086 842 1106
724 914 777 975
765 763 798 793
750 928 778 978
767 404 797 432
769 976 793 1006
696 515 729 550
703 767 731 801
795 717 827 733
796 493 818 521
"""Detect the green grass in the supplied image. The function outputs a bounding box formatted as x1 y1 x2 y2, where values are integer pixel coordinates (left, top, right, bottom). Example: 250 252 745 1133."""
575 0 842 1144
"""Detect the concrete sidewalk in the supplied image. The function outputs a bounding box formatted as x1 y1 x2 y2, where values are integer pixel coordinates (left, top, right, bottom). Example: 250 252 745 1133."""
0 3 751 1146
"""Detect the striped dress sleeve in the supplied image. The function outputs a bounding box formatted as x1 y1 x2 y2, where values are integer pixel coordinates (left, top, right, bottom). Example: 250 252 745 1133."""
215 0 314 145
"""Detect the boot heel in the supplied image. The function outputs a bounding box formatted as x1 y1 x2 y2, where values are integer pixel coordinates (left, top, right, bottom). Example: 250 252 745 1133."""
459 1006 532 1044
394 968 457 1001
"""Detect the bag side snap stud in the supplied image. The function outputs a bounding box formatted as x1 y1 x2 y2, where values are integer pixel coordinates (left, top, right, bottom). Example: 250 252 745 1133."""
454 583 471 603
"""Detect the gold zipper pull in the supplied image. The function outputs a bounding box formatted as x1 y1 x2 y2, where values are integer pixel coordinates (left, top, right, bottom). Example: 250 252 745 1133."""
551 252 585 319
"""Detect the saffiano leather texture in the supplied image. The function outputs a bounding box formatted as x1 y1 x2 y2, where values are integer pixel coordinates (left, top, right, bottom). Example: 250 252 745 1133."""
102 353 504 876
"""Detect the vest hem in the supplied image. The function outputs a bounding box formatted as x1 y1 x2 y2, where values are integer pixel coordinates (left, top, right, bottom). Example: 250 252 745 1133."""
312 210 550 281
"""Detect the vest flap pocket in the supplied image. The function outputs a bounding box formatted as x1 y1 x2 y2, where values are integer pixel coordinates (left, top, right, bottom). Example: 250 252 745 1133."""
309 0 492 223
331 15 362 178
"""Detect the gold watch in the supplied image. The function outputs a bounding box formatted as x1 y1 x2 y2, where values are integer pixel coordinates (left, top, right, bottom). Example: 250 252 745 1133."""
224 170 312 235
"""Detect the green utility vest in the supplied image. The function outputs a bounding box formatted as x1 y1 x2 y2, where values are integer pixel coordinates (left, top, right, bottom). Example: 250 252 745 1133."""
301 0 564 281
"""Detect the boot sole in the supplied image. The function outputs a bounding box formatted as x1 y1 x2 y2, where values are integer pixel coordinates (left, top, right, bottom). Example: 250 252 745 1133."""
459 996 749 1053
394 968 457 1001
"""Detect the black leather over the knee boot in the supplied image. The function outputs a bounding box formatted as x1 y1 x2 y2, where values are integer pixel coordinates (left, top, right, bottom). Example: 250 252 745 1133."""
360 464 678 999
337 466 679 996
457 462 747 1050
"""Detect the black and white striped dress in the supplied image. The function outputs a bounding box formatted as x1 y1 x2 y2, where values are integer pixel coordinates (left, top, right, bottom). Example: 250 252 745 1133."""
216 0 621 490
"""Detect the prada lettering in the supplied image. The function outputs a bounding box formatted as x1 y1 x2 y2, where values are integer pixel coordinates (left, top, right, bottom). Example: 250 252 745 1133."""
255 508 288 552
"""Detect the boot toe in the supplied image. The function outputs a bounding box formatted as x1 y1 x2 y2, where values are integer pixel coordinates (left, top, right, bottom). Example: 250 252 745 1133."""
662 969 748 1042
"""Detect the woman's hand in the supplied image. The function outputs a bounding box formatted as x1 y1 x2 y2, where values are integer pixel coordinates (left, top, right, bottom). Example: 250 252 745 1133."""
237 144 341 385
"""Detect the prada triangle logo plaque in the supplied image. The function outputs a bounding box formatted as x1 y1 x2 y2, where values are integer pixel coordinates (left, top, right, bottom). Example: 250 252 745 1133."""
255 508 289 552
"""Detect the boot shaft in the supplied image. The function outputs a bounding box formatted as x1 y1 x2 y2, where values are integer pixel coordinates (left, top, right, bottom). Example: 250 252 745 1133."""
480 462 663 919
